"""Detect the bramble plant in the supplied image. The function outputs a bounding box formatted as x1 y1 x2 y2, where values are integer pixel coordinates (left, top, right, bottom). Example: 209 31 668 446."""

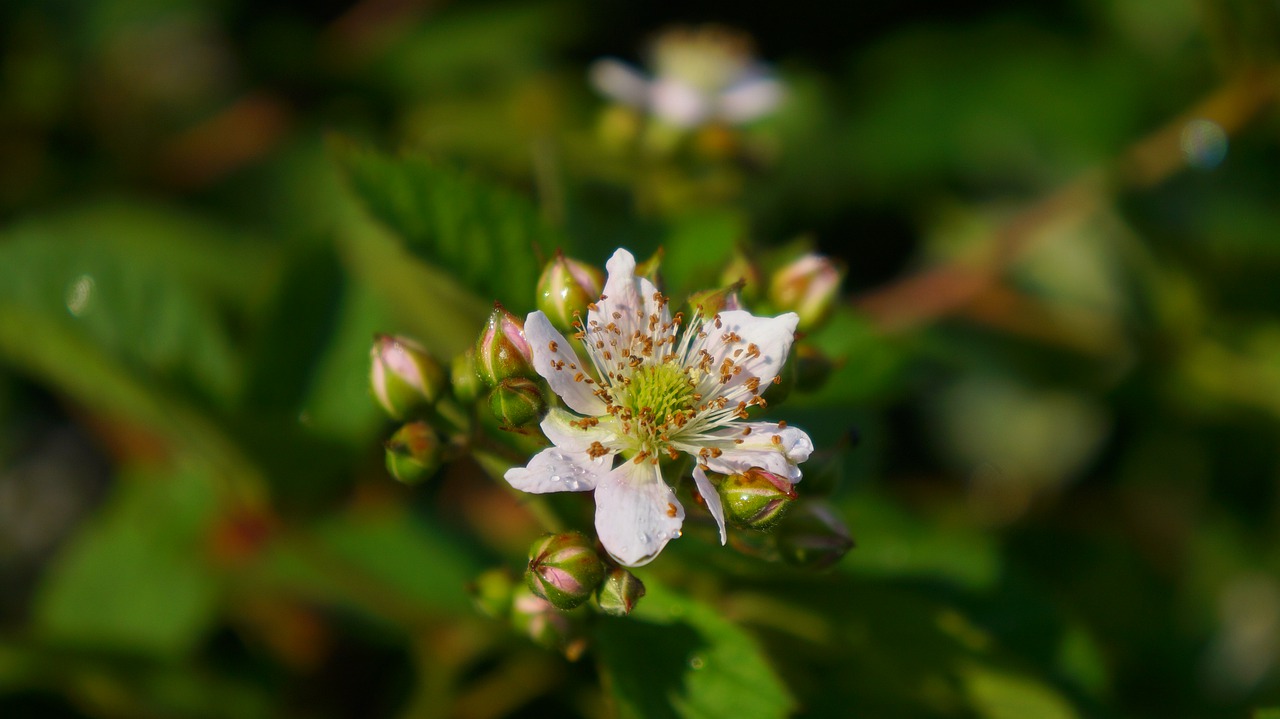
370 247 850 645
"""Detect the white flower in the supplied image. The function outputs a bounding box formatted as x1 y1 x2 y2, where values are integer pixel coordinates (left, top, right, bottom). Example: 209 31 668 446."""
504 249 813 566
589 26 784 129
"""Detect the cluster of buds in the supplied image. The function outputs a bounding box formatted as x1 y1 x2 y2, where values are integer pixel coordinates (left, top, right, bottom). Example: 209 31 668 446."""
467 533 647 659
473 304 545 430
370 335 453 483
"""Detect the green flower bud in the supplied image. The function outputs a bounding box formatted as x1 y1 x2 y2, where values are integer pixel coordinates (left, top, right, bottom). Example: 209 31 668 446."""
768 253 843 331
775 501 854 570
475 303 534 387
687 280 745 317
384 421 444 484
635 248 664 286
719 468 797 530
537 252 603 331
720 252 762 303
469 568 517 620
370 334 446 419
525 531 605 610
451 349 483 405
511 585 588 660
488 377 547 429
595 567 646 617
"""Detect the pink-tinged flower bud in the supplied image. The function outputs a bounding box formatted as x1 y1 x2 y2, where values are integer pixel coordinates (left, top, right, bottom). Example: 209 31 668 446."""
768 253 843 331
469 568 517 620
525 531 605 610
475 303 535 387
537 253 604 332
488 377 547 428
595 567 646 617
370 334 446 419
687 280 745 317
719 468 797 530
451 348 483 405
775 501 854 570
384 421 443 484
510 586 588 660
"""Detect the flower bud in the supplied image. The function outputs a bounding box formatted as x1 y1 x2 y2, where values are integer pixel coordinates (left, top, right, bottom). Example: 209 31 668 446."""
774 501 854 570
595 567 646 617
525 531 605 610
370 334 446 419
537 253 603 331
511 585 588 660
384 421 444 484
488 377 547 428
720 252 762 303
451 349 483 405
687 280 745 317
635 248 664 286
768 253 843 331
475 303 534 387
719 468 797 530
469 568 517 620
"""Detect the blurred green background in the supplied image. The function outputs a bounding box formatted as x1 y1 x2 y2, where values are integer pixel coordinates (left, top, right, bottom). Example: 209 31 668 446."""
1 0 1279 717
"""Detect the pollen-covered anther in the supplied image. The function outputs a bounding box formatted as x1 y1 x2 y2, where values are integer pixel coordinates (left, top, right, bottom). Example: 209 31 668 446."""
588 441 610 459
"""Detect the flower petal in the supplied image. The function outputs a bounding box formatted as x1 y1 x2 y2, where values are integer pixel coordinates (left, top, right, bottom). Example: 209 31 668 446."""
525 311 606 416
650 78 709 128
692 464 727 545
540 408 623 458
699 422 814 482
589 58 651 107
594 459 684 566
504 445 605 494
589 248 642 343
693 310 798 400
717 74 783 124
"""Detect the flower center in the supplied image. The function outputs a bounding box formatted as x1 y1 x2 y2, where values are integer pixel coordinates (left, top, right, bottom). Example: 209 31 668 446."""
625 361 696 433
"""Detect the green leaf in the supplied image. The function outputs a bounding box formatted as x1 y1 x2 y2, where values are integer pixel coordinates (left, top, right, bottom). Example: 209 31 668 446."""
596 582 794 719
334 141 565 314
1254 709 1280 719
961 664 1079 719
0 201 272 408
0 202 272 486
33 467 221 657
251 508 484 622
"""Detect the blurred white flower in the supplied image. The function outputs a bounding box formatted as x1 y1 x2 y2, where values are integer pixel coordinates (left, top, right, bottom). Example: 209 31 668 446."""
590 26 785 129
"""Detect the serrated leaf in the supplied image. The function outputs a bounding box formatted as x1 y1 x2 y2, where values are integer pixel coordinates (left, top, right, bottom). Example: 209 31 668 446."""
33 467 221 657
334 142 565 313
596 582 794 719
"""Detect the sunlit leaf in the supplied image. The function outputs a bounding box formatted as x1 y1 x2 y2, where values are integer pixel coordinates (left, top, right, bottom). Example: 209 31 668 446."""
596 581 793 719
